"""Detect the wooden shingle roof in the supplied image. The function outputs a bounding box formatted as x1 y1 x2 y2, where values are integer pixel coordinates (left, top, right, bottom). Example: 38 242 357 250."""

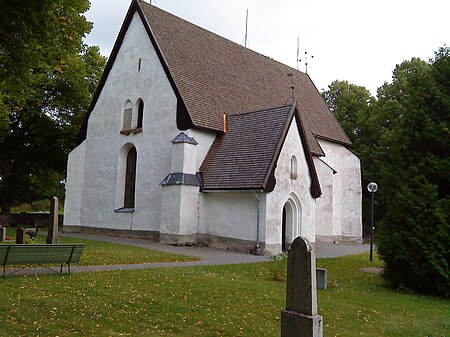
138 1 351 155
199 103 321 197
200 105 292 191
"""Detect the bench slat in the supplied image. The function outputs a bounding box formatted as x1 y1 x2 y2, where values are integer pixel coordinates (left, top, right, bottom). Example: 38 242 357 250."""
0 244 85 267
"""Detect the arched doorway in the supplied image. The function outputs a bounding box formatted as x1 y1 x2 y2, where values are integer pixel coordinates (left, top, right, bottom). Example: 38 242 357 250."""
281 194 301 251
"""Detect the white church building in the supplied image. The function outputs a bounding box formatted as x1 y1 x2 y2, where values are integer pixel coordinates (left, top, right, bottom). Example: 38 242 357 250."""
64 0 362 255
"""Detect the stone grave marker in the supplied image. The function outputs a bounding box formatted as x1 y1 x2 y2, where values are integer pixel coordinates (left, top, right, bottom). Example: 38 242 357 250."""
281 236 323 337
0 226 6 241
46 197 59 244
16 228 25 244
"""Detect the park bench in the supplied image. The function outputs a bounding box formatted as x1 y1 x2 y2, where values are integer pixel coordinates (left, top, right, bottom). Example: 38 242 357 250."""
0 244 85 278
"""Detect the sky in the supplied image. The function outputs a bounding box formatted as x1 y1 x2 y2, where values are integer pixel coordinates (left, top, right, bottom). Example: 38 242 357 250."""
84 0 449 95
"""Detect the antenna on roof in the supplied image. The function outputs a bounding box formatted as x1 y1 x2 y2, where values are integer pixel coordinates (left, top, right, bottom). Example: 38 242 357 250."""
296 37 300 70
298 50 314 73
244 9 249 48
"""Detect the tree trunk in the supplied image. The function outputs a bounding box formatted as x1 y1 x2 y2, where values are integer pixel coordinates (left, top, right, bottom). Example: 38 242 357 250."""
0 152 11 216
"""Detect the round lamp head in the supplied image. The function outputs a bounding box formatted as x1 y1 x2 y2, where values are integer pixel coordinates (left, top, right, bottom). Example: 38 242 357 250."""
367 182 378 193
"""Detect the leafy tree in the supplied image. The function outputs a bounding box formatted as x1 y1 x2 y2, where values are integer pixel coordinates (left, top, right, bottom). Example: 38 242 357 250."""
322 47 449 297
0 0 106 214
322 80 374 144
375 48 449 297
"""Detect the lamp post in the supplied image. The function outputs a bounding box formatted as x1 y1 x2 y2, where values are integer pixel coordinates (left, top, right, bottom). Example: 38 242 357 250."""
367 182 378 262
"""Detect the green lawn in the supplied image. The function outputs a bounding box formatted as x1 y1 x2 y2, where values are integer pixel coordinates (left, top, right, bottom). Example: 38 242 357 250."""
1 228 197 265
0 251 447 336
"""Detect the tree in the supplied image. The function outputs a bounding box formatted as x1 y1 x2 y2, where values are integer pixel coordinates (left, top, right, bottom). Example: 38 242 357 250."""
375 48 449 297
322 47 449 297
322 80 374 144
0 0 106 214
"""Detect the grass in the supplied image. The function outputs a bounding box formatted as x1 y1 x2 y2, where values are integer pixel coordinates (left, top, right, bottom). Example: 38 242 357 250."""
11 199 64 214
1 228 197 265
0 250 448 336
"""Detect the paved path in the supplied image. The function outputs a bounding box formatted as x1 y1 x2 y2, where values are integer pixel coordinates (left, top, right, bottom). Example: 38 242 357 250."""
5 233 369 277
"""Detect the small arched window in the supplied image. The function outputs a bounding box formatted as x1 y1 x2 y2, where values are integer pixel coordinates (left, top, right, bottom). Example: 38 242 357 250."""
122 100 133 131
137 99 144 129
124 147 137 208
290 155 298 179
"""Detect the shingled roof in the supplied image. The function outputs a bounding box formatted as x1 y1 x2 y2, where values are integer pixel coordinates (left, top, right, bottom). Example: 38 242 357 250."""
200 103 321 197
78 0 351 156
138 1 351 155
200 105 292 191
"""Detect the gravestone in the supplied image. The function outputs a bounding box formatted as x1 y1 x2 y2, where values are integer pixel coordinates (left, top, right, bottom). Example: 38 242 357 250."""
0 227 6 241
16 228 25 244
316 268 327 290
46 197 59 244
281 236 323 337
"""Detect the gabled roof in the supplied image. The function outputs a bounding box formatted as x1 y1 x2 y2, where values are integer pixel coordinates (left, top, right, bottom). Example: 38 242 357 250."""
78 0 351 156
138 1 351 155
200 103 321 197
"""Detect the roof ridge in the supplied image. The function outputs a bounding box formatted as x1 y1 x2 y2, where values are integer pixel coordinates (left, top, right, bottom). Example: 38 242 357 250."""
138 0 306 78
228 103 295 118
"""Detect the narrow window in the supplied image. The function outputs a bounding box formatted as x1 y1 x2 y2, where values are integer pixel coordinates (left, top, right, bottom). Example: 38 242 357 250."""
290 155 298 179
138 58 142 72
137 100 144 128
124 147 137 208
123 108 132 130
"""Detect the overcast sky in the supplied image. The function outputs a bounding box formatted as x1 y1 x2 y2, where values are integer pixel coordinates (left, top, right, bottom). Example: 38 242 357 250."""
84 0 449 95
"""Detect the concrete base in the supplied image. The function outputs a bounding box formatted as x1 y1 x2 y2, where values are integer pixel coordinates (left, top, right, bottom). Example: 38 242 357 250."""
64 226 268 255
264 243 283 256
63 225 159 240
315 235 363 244
197 233 267 255
281 310 323 337
159 233 197 245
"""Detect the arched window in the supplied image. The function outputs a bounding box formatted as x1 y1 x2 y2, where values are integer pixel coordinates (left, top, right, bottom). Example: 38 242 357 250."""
124 147 137 208
122 100 133 131
137 99 144 129
290 155 298 179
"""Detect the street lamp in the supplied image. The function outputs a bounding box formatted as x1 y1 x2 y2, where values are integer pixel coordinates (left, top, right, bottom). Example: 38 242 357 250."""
367 182 378 262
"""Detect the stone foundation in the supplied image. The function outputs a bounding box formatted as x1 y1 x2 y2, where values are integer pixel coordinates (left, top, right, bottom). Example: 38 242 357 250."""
63 226 270 255
63 225 159 240
315 234 363 244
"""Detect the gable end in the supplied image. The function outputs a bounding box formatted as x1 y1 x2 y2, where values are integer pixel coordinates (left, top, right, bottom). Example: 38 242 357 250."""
76 0 193 145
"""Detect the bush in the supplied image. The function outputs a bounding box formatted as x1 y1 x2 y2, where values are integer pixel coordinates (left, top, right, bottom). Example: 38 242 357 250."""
377 182 449 298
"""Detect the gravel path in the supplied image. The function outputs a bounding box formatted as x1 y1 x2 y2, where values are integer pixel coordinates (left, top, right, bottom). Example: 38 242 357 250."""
5 233 369 277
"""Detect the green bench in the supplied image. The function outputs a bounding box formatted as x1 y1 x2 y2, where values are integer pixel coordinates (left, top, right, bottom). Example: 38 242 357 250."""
0 244 85 278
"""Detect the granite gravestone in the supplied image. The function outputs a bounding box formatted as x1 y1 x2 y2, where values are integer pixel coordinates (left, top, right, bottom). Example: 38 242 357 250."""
281 236 323 337
16 228 25 244
46 197 59 244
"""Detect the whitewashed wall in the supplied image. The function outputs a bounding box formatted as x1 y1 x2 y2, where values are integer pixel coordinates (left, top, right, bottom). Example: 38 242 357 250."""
188 129 217 170
314 158 334 237
315 139 362 241
64 141 86 226
65 12 179 232
265 118 317 255
199 191 261 242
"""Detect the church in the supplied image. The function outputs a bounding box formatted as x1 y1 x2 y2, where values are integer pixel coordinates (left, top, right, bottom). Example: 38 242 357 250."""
64 0 362 255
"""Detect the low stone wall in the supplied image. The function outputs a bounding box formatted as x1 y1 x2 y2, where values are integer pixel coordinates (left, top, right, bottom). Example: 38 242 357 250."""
0 213 63 227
